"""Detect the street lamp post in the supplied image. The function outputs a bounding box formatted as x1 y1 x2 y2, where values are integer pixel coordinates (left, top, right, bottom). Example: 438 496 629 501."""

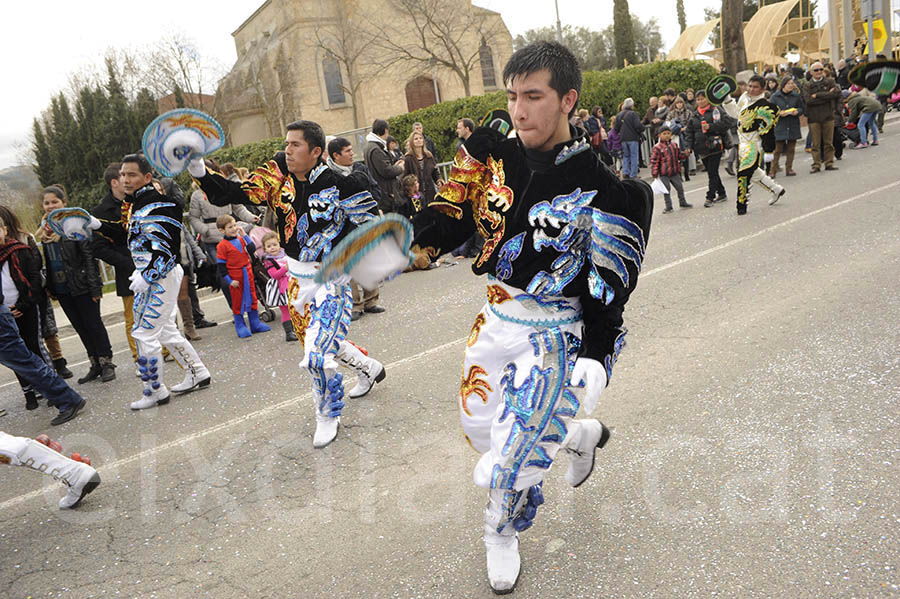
555 0 563 44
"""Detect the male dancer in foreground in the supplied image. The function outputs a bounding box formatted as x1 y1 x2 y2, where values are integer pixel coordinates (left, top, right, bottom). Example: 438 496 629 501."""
188 120 385 448
410 42 652 592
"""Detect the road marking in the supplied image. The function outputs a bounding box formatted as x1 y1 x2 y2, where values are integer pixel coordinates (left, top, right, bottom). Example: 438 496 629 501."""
642 179 900 278
3 178 899 511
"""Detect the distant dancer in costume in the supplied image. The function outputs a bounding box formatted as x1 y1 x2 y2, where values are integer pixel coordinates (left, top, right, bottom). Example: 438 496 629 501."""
736 75 785 215
407 42 652 593
189 120 385 448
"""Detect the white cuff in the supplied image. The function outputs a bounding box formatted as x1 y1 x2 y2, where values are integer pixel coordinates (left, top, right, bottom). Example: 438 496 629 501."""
188 158 206 178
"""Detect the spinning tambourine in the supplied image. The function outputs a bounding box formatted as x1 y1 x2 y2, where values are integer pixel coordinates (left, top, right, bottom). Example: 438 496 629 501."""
44 207 94 241
705 74 737 106
848 59 900 96
142 109 226 177
314 214 415 290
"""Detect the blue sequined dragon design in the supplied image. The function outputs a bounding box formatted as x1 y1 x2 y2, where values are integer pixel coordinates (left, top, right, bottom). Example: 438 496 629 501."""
298 186 376 262
526 188 646 305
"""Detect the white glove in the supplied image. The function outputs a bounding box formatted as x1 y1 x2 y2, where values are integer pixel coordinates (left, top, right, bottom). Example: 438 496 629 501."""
331 274 352 287
129 270 150 295
570 357 608 415
88 215 102 230
187 157 206 178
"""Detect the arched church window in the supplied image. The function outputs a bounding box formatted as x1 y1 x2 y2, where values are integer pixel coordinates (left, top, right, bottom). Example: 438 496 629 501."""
479 42 496 89
322 53 346 105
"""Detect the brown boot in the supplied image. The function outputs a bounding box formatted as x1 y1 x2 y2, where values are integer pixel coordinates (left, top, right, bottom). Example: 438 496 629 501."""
178 299 201 341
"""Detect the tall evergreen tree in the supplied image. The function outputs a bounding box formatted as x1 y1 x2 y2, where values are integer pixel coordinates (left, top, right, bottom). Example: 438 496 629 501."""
173 83 186 108
613 0 636 68
133 87 159 133
31 119 53 186
75 86 106 181
677 0 687 33
48 94 81 187
104 59 137 161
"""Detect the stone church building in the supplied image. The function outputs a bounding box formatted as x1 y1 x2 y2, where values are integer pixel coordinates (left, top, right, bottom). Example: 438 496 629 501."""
214 0 514 146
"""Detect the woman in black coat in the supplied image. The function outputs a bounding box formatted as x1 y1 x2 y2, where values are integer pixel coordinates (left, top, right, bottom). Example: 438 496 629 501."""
402 131 442 207
769 77 805 177
685 90 736 206
38 185 115 384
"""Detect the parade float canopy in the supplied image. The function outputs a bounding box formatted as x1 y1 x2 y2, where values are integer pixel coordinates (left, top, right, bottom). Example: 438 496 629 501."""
682 0 826 66
667 18 720 60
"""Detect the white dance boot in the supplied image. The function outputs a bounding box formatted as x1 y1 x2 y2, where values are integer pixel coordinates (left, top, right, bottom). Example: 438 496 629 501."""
483 486 542 594
312 372 346 449
130 353 170 410
313 412 340 448
563 419 611 488
337 341 385 398
168 342 211 394
2 434 100 508
768 184 786 205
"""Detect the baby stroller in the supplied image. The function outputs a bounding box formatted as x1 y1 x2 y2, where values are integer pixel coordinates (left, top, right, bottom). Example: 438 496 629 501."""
840 122 862 146
239 224 278 323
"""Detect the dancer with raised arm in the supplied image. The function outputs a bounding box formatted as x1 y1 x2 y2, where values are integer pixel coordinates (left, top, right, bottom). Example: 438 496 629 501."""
189 120 385 448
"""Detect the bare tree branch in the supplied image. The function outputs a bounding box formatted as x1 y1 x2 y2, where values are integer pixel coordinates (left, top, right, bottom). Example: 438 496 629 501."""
367 0 503 97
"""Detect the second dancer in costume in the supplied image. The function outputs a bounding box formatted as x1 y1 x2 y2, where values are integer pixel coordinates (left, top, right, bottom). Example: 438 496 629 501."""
189 120 385 448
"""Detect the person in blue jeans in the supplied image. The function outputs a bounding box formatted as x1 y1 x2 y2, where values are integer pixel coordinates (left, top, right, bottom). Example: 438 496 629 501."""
848 89 882 148
0 304 86 425
614 98 645 178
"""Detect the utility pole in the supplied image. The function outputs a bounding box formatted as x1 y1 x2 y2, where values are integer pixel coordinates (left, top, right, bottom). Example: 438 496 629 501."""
555 0 563 44
861 0 875 60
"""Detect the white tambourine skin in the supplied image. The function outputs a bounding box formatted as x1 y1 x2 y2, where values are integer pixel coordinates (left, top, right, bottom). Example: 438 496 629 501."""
164 129 206 168
347 238 410 290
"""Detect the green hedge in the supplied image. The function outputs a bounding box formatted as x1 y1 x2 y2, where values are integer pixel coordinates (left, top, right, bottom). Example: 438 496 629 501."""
388 60 717 161
203 60 718 172
581 60 718 122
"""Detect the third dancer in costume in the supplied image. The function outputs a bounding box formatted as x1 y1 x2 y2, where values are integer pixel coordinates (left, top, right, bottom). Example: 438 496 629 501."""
736 75 785 215
408 42 652 593
84 154 211 409
188 120 385 448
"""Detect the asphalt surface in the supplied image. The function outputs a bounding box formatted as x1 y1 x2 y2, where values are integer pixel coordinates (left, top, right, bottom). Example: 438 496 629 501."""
2 117 899 598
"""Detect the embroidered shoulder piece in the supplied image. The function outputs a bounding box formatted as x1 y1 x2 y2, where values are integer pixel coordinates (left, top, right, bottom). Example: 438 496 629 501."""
554 137 591 165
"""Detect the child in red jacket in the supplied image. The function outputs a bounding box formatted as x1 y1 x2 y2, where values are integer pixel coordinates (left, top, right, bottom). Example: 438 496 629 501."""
216 215 270 338
651 125 692 213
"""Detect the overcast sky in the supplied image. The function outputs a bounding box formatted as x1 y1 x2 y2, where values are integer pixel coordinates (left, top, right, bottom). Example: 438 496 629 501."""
0 0 829 170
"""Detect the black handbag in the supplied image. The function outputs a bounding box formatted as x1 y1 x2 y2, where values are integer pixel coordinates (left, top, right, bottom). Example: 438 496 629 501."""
703 134 724 154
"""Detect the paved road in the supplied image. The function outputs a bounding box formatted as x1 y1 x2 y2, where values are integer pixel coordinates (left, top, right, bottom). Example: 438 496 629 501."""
2 119 899 598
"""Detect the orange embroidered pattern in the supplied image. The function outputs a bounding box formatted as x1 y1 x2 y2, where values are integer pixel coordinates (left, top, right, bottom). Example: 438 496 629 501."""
460 364 492 416
486 284 512 305
468 312 487 347
286 277 310 344
163 114 221 139
241 160 297 241
429 146 513 265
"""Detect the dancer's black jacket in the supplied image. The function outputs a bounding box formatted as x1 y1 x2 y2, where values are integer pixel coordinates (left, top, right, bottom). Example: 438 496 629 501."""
412 124 652 371
195 153 376 262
